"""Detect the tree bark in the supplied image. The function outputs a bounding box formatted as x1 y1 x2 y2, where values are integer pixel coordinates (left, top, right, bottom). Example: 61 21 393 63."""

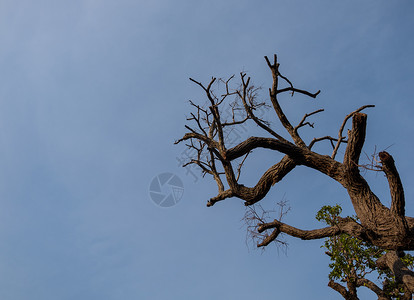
377 251 414 294
328 280 359 300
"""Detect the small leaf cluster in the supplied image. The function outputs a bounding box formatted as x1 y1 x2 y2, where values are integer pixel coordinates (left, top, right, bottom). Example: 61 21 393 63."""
316 205 414 298
316 205 382 281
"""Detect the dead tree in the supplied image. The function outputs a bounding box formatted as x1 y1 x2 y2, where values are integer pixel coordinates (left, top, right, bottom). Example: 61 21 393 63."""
175 54 414 293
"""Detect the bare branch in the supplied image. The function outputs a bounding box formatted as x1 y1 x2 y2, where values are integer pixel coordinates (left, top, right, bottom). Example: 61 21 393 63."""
264 55 319 147
332 105 375 160
309 136 345 150
222 117 249 127
189 77 217 94
277 86 321 98
240 156 296 206
207 189 234 207
236 151 250 181
184 159 212 175
175 132 218 150
277 70 321 98
238 73 288 142
184 125 198 134
257 219 339 241
257 227 281 247
294 108 324 135
187 104 208 136
257 216 367 246
208 149 225 193
190 77 227 151
243 201 290 249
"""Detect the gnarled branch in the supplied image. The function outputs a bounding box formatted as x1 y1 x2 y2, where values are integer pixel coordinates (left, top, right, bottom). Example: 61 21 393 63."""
256 216 367 247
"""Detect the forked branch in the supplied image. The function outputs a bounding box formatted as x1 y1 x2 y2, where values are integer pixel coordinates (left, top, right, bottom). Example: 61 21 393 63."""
264 54 320 147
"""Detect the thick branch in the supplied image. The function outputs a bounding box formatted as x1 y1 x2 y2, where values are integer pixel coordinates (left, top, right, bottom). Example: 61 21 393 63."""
328 280 359 300
257 217 367 245
379 151 405 217
207 156 296 207
379 151 409 236
377 251 414 294
332 105 374 160
257 227 281 247
243 156 296 206
258 219 338 240
226 136 344 182
343 113 367 168
226 137 299 160
356 278 390 300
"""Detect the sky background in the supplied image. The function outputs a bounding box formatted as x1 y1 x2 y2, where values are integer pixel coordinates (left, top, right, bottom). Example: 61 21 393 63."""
0 0 414 299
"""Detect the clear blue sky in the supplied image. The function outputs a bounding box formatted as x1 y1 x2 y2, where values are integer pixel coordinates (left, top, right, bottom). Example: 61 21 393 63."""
0 1 413 299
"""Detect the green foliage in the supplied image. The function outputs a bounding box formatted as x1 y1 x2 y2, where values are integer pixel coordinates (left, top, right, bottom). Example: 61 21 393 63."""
316 205 414 298
315 204 343 226
316 205 382 281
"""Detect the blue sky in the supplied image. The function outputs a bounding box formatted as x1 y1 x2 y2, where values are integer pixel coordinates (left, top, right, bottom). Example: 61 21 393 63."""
0 1 413 299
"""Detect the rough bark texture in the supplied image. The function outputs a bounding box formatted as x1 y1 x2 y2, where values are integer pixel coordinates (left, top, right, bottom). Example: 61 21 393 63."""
356 278 390 300
377 251 414 294
176 54 414 299
328 280 359 300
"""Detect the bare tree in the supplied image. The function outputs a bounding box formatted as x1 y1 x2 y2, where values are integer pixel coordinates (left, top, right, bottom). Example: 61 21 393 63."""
175 54 414 294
